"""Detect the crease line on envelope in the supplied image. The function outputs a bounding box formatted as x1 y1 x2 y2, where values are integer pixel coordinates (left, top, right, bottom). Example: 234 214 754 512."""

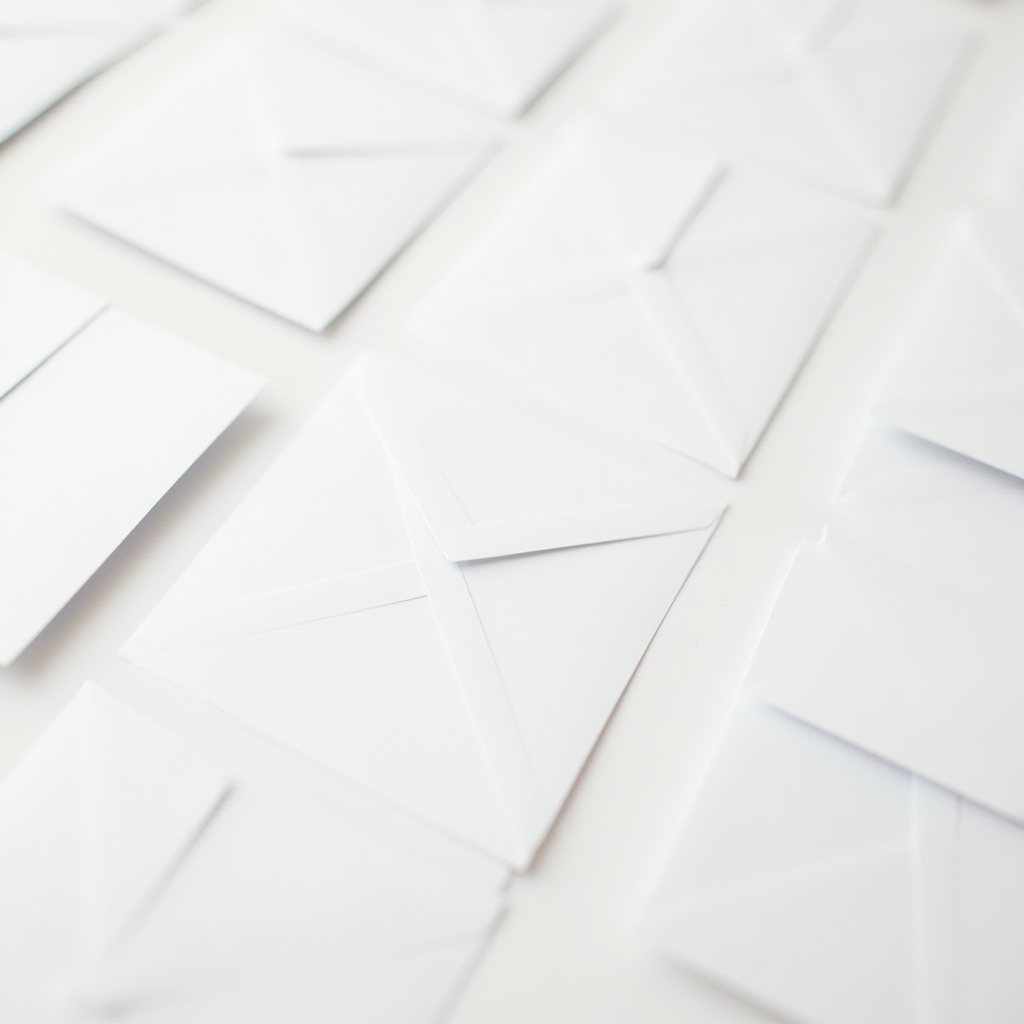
401 487 543 864
138 561 428 650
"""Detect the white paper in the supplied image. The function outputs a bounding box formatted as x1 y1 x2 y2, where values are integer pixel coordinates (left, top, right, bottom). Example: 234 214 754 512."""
836 420 1024 604
0 260 262 666
0 1 197 145
642 697 1024 1024
123 355 723 866
746 530 1024 824
57 28 498 331
271 0 616 118
0 684 505 1023
412 115 873 476
616 0 972 204
874 223 1024 482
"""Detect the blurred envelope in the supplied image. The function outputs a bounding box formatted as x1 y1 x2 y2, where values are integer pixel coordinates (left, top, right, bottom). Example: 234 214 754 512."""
641 697 1024 1024
746 530 1024 824
616 0 971 204
874 224 1024 482
836 419 1024 603
0 0 196 146
0 251 262 667
271 0 615 118
0 684 505 1023
57 28 497 331
123 355 723 866
412 116 872 476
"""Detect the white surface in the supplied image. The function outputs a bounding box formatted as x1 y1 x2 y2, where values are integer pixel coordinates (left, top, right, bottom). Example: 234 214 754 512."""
0 0 1023 1020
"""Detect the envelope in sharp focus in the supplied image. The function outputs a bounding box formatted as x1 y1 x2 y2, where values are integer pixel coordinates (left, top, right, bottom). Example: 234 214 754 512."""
271 0 616 119
835 419 1024 604
411 116 872 477
0 249 262 667
616 0 971 205
123 356 723 866
0 684 505 1023
745 529 1024 825
57 28 497 332
874 223 1024 483
0 0 197 146
641 697 1024 1024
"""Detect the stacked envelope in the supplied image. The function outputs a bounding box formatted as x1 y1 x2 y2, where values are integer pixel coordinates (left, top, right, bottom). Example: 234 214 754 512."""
0 683 505 1023
122 354 723 867
639 221 1024 1020
0 0 198 146
411 114 874 476
0 249 262 668
616 0 972 204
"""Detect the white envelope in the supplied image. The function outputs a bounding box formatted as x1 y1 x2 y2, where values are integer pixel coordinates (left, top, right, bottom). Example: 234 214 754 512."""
270 0 615 118
411 115 872 476
0 248 107 399
746 530 1024 824
873 223 1024 482
122 355 723 866
0 0 197 146
57 28 497 331
0 253 262 667
641 697 1024 1024
836 419 1024 604
616 0 971 205
0 683 505 1023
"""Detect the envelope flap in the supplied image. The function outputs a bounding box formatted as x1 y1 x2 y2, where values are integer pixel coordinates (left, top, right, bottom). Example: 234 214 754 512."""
77 685 229 957
356 357 721 562
578 118 722 269
240 30 496 154
875 232 1024 479
0 249 107 400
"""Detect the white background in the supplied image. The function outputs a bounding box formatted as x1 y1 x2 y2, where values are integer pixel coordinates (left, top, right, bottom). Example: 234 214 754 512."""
1 0 1022 1020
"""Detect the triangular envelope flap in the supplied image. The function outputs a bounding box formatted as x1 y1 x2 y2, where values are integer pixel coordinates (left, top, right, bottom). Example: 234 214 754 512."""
750 534 1024 821
0 249 107 400
875 234 1024 478
461 528 718 819
77 685 229 958
240 30 496 153
755 0 844 48
356 357 721 561
580 117 723 268
136 381 413 627
650 845 917 1024
647 701 913 910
